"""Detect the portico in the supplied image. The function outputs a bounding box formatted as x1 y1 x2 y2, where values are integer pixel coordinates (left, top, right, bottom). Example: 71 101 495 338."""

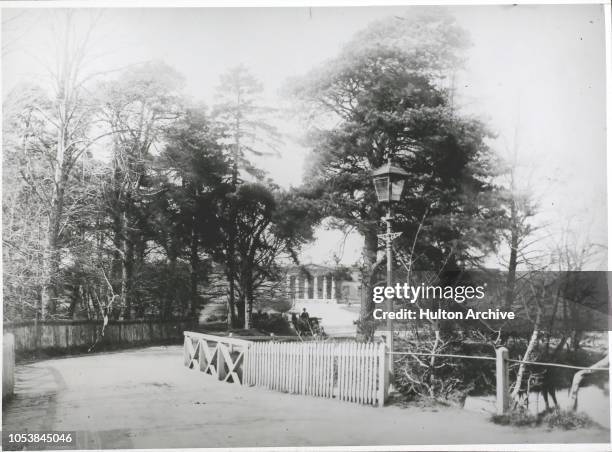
286 264 339 303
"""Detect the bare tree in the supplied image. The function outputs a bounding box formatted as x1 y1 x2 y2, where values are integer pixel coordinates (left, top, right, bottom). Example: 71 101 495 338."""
7 11 105 318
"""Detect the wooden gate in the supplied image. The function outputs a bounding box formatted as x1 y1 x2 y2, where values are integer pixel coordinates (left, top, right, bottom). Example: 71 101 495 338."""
183 332 251 384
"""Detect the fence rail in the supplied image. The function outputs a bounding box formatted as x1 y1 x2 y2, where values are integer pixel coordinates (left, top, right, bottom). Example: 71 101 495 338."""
505 358 610 371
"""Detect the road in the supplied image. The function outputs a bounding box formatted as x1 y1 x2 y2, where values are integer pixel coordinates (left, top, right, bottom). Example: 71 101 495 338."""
2 345 610 449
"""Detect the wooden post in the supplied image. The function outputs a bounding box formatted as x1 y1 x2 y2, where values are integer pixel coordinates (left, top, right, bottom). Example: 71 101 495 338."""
377 342 389 407
3 333 15 400
496 347 509 415
183 335 191 367
217 343 227 381
198 339 207 372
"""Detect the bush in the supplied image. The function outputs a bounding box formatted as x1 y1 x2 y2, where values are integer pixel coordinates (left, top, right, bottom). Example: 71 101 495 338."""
541 408 594 430
254 294 293 314
252 312 294 335
491 408 595 430
394 335 495 405
491 410 539 427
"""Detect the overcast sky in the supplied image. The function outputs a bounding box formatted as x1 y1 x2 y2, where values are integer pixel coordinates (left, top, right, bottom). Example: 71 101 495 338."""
2 4 607 269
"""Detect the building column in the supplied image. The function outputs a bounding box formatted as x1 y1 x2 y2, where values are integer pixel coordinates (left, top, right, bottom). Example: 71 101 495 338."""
323 276 328 301
304 277 309 301
295 275 300 299
331 277 336 303
313 275 318 300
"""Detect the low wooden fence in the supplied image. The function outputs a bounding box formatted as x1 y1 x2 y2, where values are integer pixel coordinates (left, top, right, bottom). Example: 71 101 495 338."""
183 331 388 407
3 333 15 400
5 319 197 356
244 341 387 406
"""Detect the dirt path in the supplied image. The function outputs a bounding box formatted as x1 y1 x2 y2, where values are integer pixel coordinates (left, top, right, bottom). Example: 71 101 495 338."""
2 346 609 449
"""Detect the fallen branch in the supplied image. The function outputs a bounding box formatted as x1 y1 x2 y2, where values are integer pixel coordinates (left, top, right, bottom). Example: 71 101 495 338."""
569 355 609 411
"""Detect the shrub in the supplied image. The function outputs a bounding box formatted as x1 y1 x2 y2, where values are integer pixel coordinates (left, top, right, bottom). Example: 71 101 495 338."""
252 313 294 335
491 410 539 427
394 335 495 405
491 408 595 430
541 408 594 430
254 294 293 314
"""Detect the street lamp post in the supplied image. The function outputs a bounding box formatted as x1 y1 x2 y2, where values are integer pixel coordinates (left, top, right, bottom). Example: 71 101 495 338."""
372 158 408 381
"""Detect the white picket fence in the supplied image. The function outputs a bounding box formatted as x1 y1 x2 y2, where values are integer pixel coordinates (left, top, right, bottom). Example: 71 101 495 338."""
183 331 388 407
244 340 387 406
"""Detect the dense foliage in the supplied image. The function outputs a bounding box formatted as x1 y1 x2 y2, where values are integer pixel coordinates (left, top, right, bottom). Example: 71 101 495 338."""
289 12 505 335
3 58 315 325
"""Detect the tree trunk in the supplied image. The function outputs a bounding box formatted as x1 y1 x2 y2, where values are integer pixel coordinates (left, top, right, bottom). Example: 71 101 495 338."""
236 260 248 328
428 330 441 397
189 234 199 319
511 305 542 409
165 256 177 320
187 186 200 319
357 228 379 341
40 171 66 318
225 117 241 329
504 200 518 310
245 273 254 330
120 210 135 320
227 236 238 327
41 14 75 319
40 248 55 319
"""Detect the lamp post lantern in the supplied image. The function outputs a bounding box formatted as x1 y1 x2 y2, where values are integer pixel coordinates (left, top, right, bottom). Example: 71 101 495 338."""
372 158 408 381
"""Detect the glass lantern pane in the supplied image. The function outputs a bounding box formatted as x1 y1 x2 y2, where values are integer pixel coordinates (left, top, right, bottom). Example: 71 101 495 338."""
390 179 405 201
373 177 389 202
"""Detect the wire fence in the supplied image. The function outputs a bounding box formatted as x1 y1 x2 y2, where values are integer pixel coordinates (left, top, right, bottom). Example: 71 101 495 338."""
505 358 609 371
388 351 496 361
389 350 609 371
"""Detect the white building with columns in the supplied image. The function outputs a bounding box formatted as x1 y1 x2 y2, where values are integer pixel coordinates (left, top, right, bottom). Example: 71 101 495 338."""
285 264 361 304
